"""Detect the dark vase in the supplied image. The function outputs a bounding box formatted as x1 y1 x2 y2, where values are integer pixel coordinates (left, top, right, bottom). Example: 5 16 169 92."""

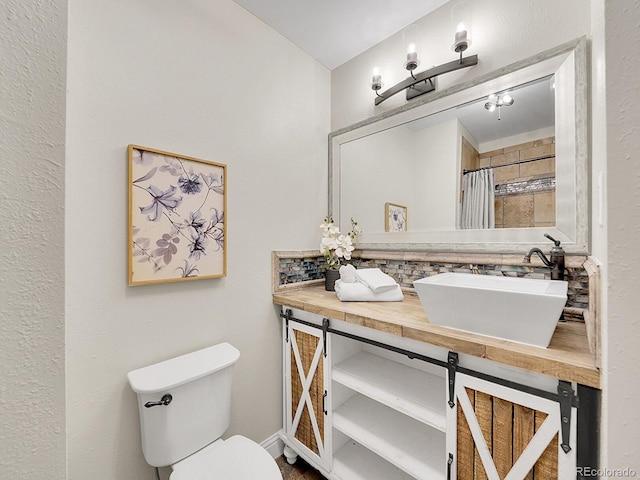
324 269 340 291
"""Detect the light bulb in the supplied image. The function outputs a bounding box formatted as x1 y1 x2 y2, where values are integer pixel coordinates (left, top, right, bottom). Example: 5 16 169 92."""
371 66 383 91
404 43 419 71
451 1 472 53
402 24 419 71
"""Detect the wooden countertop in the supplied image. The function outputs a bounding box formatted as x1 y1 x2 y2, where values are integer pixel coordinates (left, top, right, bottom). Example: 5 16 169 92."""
273 285 600 389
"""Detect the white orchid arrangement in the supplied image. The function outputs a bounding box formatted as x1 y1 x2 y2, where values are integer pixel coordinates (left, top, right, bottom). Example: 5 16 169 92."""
320 217 361 270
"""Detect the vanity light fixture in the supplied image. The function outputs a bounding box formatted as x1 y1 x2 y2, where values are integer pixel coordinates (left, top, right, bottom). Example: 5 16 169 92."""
484 92 514 120
371 2 478 106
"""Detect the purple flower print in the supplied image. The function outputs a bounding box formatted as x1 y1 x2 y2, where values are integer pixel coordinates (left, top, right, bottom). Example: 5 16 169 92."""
202 208 224 251
176 260 199 278
210 228 224 251
159 157 183 176
139 185 183 222
189 233 207 260
202 172 224 195
130 147 226 282
178 173 203 195
183 211 206 233
133 149 154 166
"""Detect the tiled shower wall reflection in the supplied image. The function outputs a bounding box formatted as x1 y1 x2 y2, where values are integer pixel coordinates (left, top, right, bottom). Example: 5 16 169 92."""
481 137 556 228
276 251 588 321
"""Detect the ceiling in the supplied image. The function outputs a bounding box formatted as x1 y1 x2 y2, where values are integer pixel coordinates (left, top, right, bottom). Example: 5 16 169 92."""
408 76 556 144
232 0 449 70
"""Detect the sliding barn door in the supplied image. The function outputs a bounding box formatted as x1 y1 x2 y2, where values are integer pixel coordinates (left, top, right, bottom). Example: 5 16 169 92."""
284 321 330 470
448 373 576 480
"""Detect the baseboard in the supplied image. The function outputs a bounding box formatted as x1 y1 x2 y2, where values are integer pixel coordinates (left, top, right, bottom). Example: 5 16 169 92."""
261 430 285 459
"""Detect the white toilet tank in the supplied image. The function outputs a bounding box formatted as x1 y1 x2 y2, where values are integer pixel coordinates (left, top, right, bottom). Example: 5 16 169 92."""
127 343 240 467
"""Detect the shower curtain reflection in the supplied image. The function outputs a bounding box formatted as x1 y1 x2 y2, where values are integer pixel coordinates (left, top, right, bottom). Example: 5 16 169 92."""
461 169 495 229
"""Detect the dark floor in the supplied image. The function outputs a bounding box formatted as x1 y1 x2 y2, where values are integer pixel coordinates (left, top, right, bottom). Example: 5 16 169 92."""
276 455 327 480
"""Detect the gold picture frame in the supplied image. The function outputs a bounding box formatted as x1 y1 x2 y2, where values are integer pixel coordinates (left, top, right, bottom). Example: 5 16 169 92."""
385 202 407 232
128 145 227 285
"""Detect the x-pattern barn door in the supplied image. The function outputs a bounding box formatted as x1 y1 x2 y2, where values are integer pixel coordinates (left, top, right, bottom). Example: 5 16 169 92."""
448 373 576 480
285 321 329 468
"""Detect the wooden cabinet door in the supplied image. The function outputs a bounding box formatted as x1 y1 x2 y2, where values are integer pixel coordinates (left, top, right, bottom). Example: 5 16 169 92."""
284 320 330 469
448 373 576 480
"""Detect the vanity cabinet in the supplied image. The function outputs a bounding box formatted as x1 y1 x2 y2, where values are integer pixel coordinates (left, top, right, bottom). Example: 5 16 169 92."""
331 335 447 480
280 307 581 480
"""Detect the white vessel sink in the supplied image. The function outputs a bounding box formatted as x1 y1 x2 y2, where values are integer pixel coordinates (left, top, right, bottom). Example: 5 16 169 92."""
413 273 568 348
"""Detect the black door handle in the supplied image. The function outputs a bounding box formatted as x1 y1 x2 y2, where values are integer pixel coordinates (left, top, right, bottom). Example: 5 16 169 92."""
144 394 173 408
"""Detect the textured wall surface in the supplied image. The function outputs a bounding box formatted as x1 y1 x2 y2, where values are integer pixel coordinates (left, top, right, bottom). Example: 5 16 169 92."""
65 0 329 478
604 0 640 471
0 0 67 478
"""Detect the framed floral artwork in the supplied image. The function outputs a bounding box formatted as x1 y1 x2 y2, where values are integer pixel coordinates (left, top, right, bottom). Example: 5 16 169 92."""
385 202 407 232
128 145 226 285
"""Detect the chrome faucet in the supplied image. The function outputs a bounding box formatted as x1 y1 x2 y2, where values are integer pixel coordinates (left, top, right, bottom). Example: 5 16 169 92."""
523 234 566 281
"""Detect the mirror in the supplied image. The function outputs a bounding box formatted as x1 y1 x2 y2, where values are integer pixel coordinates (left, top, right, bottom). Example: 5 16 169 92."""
329 37 588 253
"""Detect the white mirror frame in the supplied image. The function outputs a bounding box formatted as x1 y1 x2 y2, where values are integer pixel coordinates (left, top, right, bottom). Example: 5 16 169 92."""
329 37 588 254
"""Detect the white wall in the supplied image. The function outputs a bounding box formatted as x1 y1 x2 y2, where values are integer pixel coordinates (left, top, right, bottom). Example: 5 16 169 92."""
331 0 590 131
0 1 67 479
339 118 459 233
65 1 329 479
340 127 414 232
412 119 459 230
589 0 609 467
602 0 640 471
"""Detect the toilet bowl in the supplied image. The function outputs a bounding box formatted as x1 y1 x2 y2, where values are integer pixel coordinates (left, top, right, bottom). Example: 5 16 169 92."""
170 436 281 480
127 343 282 479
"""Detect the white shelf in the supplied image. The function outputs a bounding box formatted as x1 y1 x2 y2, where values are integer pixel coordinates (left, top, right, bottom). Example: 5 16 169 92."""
333 394 446 480
332 351 446 431
332 440 415 480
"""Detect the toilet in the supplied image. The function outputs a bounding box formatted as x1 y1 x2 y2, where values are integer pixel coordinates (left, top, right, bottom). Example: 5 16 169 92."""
127 342 282 480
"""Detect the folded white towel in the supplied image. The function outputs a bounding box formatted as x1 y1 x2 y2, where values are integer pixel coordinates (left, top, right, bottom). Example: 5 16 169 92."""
339 264 358 283
355 268 398 293
335 279 404 302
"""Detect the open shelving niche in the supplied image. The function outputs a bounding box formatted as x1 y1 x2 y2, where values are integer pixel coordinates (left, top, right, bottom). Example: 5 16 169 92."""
330 333 448 480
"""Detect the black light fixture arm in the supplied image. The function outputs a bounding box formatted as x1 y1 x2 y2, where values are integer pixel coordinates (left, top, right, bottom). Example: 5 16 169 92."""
374 54 478 106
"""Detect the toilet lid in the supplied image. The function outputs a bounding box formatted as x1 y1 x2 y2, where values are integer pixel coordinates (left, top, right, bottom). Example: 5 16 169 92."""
170 435 282 480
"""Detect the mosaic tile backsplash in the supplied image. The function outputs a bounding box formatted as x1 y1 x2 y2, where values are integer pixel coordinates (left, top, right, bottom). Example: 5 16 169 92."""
278 253 589 319
279 256 326 285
